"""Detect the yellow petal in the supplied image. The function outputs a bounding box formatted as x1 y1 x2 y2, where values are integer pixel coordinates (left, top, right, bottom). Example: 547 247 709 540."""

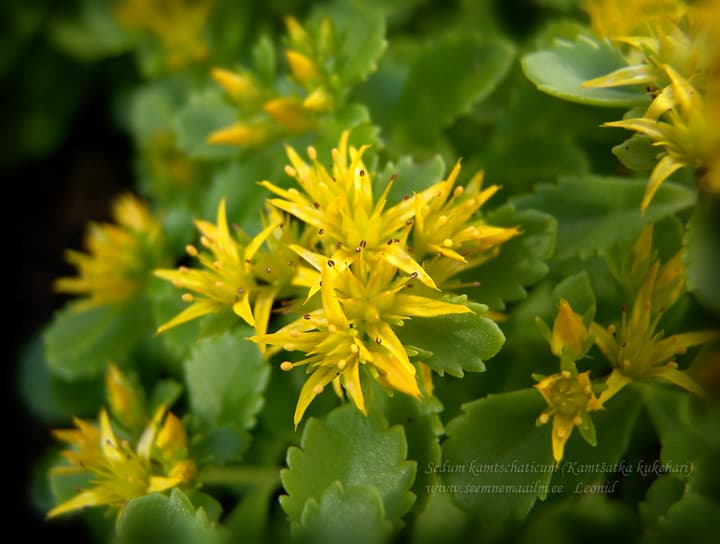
383 246 438 290
147 475 182 493
321 266 349 328
285 50 321 86
342 361 367 415
252 288 278 354
652 365 707 398
641 154 685 213
156 300 219 334
233 290 256 327
294 367 337 428
47 490 107 518
598 369 632 405
393 294 471 318
551 415 574 464
244 220 280 262
582 64 655 88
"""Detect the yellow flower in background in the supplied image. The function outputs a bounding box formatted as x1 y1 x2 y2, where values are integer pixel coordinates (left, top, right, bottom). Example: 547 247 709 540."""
115 0 212 69
154 200 297 345
582 0 720 210
55 194 161 309
603 65 719 211
591 226 719 403
48 407 195 518
535 370 603 463
252 256 471 427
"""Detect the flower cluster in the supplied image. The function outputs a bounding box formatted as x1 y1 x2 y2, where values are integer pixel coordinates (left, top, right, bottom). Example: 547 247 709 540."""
48 365 195 518
54 193 162 309
534 225 718 463
208 16 344 147
157 131 518 424
583 0 720 209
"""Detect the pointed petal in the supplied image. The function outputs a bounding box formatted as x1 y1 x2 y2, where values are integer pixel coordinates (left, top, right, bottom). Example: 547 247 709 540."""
244 221 280 262
598 369 631 405
294 367 337 428
652 365 707 398
393 294 471 317
551 415 574 464
47 490 107 518
342 361 366 414
156 300 219 334
383 246 438 290
233 290 256 327
641 154 685 212
147 475 182 493
252 288 278 354
321 266 349 328
591 322 618 364
582 64 655 88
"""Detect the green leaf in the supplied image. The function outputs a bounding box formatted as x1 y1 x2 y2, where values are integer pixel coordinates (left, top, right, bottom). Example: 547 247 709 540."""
641 493 720 544
317 3 387 85
394 34 514 142
638 475 685 531
520 494 639 544
442 389 554 524
184 329 270 463
115 489 224 544
683 209 720 313
612 135 658 171
411 491 470 544
513 175 696 261
395 303 505 377
639 384 706 468
552 270 596 318
44 300 150 380
175 89 239 160
521 34 649 107
224 483 276 544
297 482 392 544
461 206 557 310
19 334 103 423
369 384 444 511
376 155 446 204
281 404 416 530
48 0 130 60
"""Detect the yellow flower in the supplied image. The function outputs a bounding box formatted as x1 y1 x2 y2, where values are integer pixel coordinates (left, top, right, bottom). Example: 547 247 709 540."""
260 131 437 288
584 0 686 41
252 256 471 427
48 407 195 518
412 163 520 287
582 1 720 209
535 370 603 463
550 299 591 361
54 194 161 309
591 230 719 403
114 0 212 69
154 200 299 347
603 65 718 211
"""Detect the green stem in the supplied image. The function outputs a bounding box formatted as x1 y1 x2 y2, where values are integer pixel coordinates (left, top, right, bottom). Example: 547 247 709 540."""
197 465 281 488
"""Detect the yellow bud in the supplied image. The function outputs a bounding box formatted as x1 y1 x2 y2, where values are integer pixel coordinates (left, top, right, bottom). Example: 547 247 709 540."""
303 87 333 112
285 16 309 45
207 123 269 146
264 97 313 132
211 68 260 101
168 459 197 483
105 364 146 432
155 412 189 460
285 50 321 87
551 299 590 360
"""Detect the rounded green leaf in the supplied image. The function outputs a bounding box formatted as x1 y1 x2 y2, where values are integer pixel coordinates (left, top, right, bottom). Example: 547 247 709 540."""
521 34 649 107
441 389 553 523
395 302 505 377
280 404 416 530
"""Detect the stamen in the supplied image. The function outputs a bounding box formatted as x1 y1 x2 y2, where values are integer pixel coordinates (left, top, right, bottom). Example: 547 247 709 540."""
280 361 294 371
185 245 198 257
